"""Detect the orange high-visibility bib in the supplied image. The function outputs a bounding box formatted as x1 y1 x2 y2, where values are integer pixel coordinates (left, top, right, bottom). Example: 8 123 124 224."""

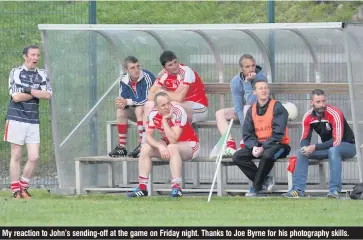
252 99 290 144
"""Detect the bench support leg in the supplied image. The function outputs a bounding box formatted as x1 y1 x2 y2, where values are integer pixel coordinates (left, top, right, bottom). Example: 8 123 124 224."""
122 161 129 186
217 164 225 196
107 162 113 188
319 163 326 189
75 160 83 195
192 162 200 188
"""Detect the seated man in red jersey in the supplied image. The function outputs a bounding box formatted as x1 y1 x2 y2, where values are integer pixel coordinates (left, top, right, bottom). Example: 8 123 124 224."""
127 91 200 198
144 50 209 124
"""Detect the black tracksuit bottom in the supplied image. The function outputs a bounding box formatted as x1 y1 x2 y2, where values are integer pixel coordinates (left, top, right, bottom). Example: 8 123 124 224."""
232 144 290 191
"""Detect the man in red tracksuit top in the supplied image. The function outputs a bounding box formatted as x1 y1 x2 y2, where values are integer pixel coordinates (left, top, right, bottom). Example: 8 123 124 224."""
283 89 356 199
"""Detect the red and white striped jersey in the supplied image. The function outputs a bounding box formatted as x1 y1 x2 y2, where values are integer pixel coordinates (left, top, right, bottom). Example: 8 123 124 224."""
147 104 199 144
155 64 208 107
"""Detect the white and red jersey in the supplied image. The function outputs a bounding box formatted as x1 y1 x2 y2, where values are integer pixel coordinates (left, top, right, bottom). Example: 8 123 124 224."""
155 64 208 107
146 104 199 144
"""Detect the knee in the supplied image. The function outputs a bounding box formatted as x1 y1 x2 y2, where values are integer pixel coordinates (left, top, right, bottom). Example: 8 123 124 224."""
232 149 242 163
28 154 39 164
215 109 225 120
167 144 179 156
10 148 22 163
135 106 144 119
140 144 152 157
116 107 127 120
328 146 340 157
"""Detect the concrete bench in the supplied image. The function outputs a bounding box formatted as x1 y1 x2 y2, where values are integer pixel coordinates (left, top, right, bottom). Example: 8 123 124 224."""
100 82 358 195
75 154 358 196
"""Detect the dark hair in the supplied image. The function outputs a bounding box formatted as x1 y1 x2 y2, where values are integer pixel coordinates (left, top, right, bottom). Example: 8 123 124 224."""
159 51 177 66
311 89 325 99
154 91 169 105
123 56 139 69
239 54 255 67
252 78 268 90
23 45 39 55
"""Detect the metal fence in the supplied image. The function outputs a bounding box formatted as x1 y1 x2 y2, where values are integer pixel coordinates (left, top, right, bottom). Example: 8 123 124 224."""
0 1 88 189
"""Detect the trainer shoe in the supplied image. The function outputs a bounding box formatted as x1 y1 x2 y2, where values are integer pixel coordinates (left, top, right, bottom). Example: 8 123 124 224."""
128 144 141 158
20 189 32 199
327 189 339 199
108 146 127 157
282 189 305 198
245 187 258 197
222 147 236 158
127 187 148 198
13 191 22 199
170 188 183 198
262 176 275 192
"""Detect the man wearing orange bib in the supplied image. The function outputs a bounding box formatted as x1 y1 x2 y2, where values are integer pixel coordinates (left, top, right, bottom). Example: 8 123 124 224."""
232 79 291 197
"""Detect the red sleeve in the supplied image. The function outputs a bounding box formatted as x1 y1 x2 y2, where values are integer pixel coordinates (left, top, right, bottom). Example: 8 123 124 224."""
326 106 344 146
300 111 312 141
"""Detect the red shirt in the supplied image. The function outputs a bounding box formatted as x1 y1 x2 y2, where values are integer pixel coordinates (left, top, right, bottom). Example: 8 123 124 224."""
155 64 208 107
147 104 199 144
130 81 137 93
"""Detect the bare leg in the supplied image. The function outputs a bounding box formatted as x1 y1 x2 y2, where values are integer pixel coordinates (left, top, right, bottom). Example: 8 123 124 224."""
10 143 22 182
139 142 164 177
167 142 193 179
134 106 145 145
22 143 40 179
116 107 128 125
215 108 236 140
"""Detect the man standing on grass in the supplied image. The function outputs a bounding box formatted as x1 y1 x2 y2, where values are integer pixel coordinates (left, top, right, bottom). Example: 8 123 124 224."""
4 45 52 199
215 54 266 157
283 89 356 199
232 79 291 197
108 56 155 158
128 91 200 198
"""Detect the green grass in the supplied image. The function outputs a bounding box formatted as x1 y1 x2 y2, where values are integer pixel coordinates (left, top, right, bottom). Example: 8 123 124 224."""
1 190 363 226
0 1 362 182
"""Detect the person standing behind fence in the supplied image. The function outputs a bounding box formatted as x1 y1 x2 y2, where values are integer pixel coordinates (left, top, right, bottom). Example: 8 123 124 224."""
232 79 291 197
283 89 356 199
215 54 266 157
4 45 52 199
108 56 155 158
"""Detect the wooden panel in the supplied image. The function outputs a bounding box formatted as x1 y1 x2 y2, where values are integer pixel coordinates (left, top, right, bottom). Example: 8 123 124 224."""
204 83 350 94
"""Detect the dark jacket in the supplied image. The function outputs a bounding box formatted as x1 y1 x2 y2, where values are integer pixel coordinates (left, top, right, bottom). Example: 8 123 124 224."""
243 98 289 149
300 104 355 150
120 69 155 106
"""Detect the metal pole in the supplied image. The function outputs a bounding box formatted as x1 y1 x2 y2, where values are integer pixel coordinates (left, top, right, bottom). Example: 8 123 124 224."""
267 0 275 82
343 30 363 182
88 0 98 184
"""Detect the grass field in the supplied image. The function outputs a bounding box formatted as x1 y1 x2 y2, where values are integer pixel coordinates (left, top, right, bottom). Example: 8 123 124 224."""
1 190 363 226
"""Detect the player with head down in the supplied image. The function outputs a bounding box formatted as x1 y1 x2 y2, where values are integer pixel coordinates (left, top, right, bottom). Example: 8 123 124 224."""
128 91 200 198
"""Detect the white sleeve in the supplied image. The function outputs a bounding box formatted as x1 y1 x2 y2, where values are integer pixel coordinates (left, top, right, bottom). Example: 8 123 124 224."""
8 68 22 97
172 105 188 128
182 66 196 85
39 70 53 95
147 110 157 129
155 70 167 86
